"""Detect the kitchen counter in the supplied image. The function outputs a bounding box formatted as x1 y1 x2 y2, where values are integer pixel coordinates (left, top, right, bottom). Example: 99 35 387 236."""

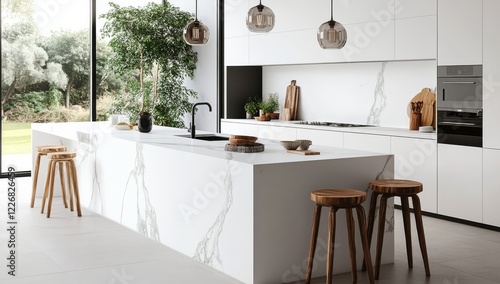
32 122 395 284
221 119 437 140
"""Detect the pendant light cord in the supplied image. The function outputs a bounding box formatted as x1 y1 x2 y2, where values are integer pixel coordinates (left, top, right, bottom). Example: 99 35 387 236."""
330 0 333 21
195 0 198 21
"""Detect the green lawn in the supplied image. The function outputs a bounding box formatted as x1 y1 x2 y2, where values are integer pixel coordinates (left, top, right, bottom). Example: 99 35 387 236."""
2 123 32 155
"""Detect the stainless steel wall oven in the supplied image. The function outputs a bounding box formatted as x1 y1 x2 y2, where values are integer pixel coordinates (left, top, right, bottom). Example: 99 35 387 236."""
437 65 483 147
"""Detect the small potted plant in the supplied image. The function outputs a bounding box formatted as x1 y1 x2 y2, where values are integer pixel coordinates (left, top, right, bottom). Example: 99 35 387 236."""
262 92 280 119
244 96 261 119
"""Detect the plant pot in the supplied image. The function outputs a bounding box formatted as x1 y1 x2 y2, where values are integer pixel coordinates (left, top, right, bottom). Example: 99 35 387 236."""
246 112 253 119
267 112 280 120
138 113 153 133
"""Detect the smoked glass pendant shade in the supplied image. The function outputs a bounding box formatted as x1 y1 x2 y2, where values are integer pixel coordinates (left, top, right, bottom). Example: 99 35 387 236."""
317 0 347 49
246 1 275 33
317 20 347 49
183 0 209 45
183 20 210 45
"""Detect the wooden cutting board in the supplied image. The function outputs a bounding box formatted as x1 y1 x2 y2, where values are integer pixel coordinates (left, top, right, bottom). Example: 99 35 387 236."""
287 150 320 155
283 80 299 120
409 88 436 129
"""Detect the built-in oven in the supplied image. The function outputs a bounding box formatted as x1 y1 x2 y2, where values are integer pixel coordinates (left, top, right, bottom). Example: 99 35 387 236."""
437 65 483 147
437 65 482 111
437 110 482 147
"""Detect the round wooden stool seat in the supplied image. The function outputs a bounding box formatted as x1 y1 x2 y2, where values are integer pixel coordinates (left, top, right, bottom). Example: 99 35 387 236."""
363 179 430 279
311 189 366 207
369 179 423 195
37 145 67 154
47 151 77 160
306 189 374 284
31 145 69 208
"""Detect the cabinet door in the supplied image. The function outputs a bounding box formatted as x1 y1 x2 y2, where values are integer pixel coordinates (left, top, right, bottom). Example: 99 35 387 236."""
296 129 343 148
483 0 500 149
483 148 500 226
391 137 437 213
221 122 246 135
258 125 296 141
437 0 482 65
437 144 482 222
343 133 391 153
395 16 436 60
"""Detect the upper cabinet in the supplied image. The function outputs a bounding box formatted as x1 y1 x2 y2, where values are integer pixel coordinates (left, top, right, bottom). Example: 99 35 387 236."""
483 0 500 150
225 0 436 66
437 0 482 66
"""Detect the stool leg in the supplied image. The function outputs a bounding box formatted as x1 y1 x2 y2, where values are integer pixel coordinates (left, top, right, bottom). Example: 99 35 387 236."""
41 160 54 214
31 153 42 208
362 191 379 271
69 159 82 217
305 204 322 284
66 162 74 211
356 205 375 284
46 160 58 218
346 208 357 283
401 196 413 269
411 195 431 277
58 162 68 208
374 195 388 280
326 207 337 284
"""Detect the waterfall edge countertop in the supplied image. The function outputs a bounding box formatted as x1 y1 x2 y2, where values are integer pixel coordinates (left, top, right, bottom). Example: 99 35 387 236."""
31 121 395 284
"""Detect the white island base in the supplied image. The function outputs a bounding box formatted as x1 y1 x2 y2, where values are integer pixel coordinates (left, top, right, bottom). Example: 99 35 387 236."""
32 122 394 284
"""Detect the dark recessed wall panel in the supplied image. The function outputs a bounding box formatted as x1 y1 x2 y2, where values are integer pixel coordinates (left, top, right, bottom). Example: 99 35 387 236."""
226 66 262 119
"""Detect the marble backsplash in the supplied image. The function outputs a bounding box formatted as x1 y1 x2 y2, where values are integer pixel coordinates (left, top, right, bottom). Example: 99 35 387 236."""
262 60 437 129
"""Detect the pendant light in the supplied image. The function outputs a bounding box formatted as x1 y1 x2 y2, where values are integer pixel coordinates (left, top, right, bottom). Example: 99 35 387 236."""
317 0 347 49
246 0 275 33
183 0 210 45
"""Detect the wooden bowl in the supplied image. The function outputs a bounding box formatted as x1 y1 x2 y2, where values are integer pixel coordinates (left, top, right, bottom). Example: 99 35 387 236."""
230 135 258 146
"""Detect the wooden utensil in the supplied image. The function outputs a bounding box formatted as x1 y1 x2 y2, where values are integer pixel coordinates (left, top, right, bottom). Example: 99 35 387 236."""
287 150 320 155
409 88 436 129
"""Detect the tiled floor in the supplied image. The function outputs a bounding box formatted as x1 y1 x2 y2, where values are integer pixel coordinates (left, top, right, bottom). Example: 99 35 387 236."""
2 177 500 283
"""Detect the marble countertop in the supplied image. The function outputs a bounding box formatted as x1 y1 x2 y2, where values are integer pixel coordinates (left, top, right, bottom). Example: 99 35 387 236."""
32 122 392 166
221 119 437 140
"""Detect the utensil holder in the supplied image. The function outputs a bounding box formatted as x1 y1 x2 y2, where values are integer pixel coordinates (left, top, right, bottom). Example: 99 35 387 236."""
410 112 421 130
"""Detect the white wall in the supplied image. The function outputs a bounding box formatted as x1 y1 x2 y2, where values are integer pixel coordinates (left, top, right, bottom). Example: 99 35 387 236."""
171 0 219 133
262 60 437 128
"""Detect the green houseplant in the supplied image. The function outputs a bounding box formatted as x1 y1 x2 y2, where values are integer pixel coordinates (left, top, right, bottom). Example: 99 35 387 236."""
260 92 279 119
244 96 261 118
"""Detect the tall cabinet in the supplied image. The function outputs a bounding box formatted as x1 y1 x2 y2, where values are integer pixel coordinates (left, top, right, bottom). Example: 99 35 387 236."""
482 0 500 227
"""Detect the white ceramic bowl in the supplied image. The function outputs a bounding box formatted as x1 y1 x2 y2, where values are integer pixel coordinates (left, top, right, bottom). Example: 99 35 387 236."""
419 126 434 133
296 139 312 150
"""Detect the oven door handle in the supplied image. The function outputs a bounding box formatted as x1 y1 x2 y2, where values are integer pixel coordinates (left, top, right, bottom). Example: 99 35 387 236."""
439 121 476 126
441 81 477 84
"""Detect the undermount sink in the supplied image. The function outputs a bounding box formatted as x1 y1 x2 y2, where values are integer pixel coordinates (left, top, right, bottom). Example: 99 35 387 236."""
176 134 229 141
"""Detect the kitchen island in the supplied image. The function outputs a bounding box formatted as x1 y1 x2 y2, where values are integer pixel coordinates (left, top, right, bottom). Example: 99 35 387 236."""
31 122 395 284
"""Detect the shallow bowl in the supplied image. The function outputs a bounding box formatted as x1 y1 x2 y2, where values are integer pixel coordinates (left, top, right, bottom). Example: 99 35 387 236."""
280 140 301 150
296 139 312 150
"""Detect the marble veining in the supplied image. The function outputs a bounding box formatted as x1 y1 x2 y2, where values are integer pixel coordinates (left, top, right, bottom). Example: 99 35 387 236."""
121 142 161 242
367 62 387 126
193 153 235 269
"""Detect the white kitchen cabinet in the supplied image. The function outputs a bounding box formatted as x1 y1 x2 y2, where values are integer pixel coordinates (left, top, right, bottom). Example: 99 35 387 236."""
343 133 391 154
296 128 343 148
334 0 395 25
483 148 500 226
395 16 436 60
221 121 259 137
396 0 437 19
391 137 437 213
225 37 250 66
437 144 482 222
437 0 482 66
482 0 500 150
258 125 296 141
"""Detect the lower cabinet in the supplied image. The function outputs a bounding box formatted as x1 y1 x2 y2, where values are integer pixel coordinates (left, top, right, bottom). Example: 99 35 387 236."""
483 148 500 226
438 144 483 223
391 137 437 213
343 133 391 153
296 128 343 148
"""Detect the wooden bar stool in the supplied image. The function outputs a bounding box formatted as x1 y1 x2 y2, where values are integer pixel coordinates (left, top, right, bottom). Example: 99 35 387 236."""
305 189 374 284
41 151 82 218
364 179 430 279
31 145 68 208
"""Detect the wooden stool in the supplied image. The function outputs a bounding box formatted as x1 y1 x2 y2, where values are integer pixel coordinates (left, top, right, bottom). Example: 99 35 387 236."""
364 179 430 279
31 145 68 208
41 151 82 218
305 189 374 284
